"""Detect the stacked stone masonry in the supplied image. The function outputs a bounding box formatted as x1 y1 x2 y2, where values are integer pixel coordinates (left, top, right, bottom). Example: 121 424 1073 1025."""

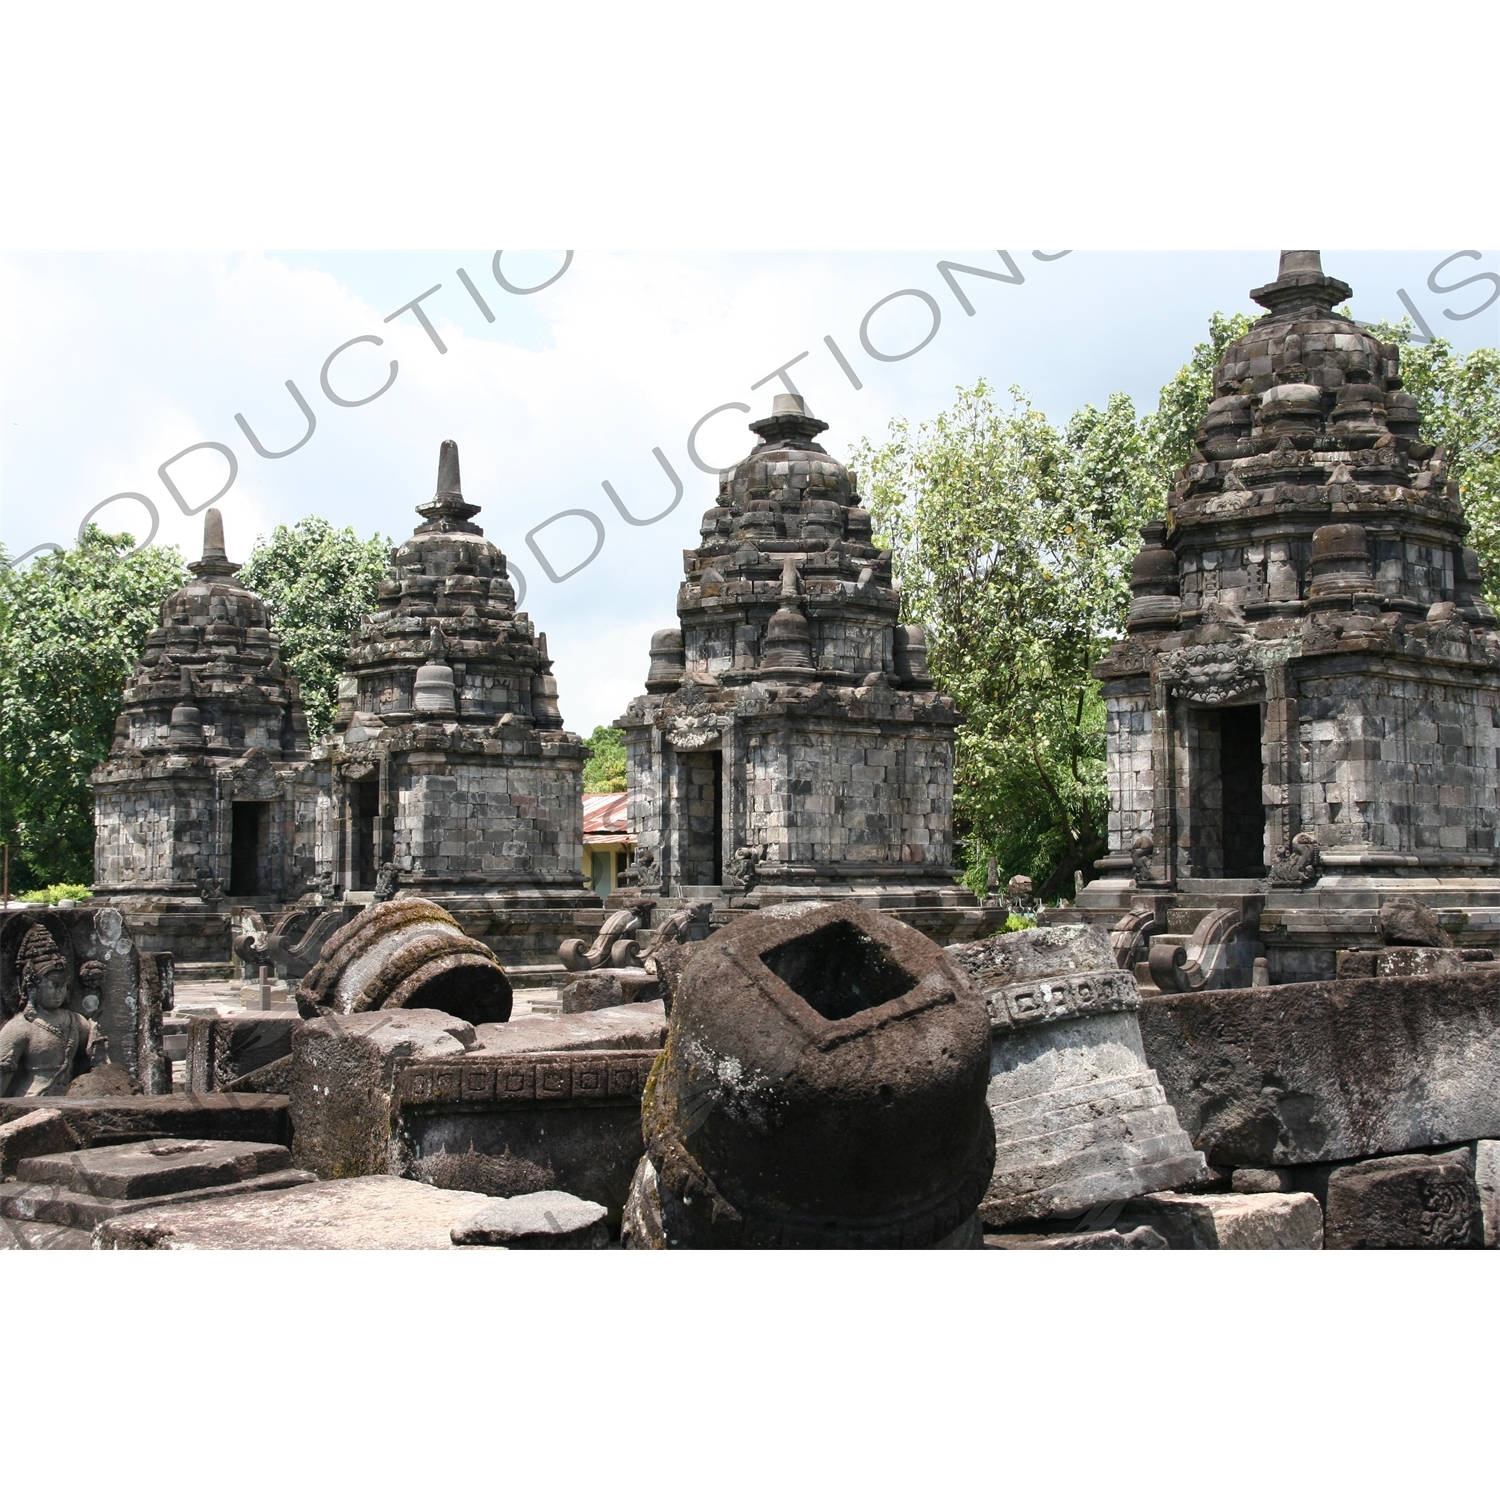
1079 252 1500 980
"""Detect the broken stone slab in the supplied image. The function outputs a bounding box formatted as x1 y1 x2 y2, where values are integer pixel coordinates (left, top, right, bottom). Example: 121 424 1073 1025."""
947 922 1204 1229
3 1166 315 1231
1118 1191 1324 1249
1139 972 1500 1166
1378 896 1453 948
0 1108 79 1179
96 1176 497 1250
1323 1150 1483 1249
1232 1167 1296 1194
474 1000 666 1054
0 1093 290 1150
291 1005 659 1224
185 1012 296 1093
1476 1141 1499 1250
1336 947 1465 979
558 969 661 1014
17 1137 293 1200
290 1009 476 1179
985 1225 1169 1250
449 1190 609 1248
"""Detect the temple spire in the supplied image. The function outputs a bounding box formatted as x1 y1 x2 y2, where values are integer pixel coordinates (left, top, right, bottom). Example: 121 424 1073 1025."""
416 438 483 532
188 506 240 578
1250 249 1352 315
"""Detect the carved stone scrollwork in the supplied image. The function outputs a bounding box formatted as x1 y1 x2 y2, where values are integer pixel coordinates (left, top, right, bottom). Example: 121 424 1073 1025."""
228 747 282 802
1156 642 1262 705
655 678 729 750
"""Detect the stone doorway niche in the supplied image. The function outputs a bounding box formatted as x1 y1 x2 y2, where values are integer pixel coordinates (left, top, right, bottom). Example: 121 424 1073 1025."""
680 749 723 886
352 779 380 890
229 802 267 896
1189 702 1267 878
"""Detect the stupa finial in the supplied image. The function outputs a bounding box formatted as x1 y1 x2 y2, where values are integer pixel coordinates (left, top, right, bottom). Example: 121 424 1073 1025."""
1251 250 1352 315
416 438 483 533
188 506 240 578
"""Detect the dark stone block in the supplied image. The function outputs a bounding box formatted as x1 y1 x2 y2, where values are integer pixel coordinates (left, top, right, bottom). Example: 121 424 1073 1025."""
0 1093 290 1150
186 1012 297 1093
1139 971 1500 1165
1324 1150 1483 1248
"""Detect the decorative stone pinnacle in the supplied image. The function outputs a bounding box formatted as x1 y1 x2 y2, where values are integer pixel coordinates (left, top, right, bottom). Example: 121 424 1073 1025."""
749 392 829 447
416 438 482 531
1250 249 1353 315
188 506 241 578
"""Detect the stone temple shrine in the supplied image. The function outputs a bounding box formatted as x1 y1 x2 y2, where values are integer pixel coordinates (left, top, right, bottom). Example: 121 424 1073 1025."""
90 508 315 963
617 394 997 940
313 440 595 966
6 260 1493 1255
1078 251 1500 982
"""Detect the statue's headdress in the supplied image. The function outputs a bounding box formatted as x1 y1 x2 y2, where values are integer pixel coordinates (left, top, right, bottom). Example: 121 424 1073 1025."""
17 924 68 995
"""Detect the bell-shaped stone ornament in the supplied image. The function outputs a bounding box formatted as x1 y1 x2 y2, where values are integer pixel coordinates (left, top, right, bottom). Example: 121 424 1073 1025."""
167 666 206 747
413 627 457 716
761 601 813 671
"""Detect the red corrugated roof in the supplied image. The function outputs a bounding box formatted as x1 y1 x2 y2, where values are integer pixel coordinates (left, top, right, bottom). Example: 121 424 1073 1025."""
582 791 630 839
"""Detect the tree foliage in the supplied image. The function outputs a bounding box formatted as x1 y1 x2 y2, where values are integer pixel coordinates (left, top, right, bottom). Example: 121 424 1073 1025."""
857 310 1499 902
0 528 188 891
239 519 391 740
583 724 627 793
853 315 1250 902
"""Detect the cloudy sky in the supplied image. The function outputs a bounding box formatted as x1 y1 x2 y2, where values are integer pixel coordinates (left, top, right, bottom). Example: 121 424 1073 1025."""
3 247 1496 734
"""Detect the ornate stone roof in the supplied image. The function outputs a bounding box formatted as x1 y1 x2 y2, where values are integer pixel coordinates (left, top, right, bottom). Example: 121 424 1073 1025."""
105 507 309 761
1113 250 1497 648
630 393 940 704
334 440 565 737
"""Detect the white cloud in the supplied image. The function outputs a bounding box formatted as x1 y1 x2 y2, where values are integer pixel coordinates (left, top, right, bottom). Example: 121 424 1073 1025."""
3 249 1496 731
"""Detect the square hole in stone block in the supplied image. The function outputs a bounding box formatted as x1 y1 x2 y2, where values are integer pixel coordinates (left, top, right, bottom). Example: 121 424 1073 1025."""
762 921 914 1021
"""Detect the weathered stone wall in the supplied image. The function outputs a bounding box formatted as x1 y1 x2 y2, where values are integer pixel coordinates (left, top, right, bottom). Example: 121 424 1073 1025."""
391 753 585 884
1295 661 1499 863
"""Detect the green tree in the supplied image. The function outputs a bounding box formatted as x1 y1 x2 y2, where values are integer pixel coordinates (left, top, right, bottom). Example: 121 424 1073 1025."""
239 519 391 739
1363 321 1500 604
854 382 1156 901
583 723 627 792
1145 311 1254 472
0 527 189 891
852 315 1253 902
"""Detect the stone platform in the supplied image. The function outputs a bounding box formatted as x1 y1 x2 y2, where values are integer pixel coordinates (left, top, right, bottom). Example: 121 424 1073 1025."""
1 1137 312 1233
1074 872 1500 985
96 1175 498 1250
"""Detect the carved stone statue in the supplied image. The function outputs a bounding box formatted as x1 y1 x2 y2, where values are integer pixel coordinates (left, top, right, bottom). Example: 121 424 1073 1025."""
1269 832 1320 888
1131 834 1156 886
725 845 760 891
0 925 105 1097
372 862 402 904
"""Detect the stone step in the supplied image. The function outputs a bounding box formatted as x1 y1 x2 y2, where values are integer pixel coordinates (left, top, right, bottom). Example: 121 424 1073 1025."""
0 1167 315 1232
17 1137 293 1200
